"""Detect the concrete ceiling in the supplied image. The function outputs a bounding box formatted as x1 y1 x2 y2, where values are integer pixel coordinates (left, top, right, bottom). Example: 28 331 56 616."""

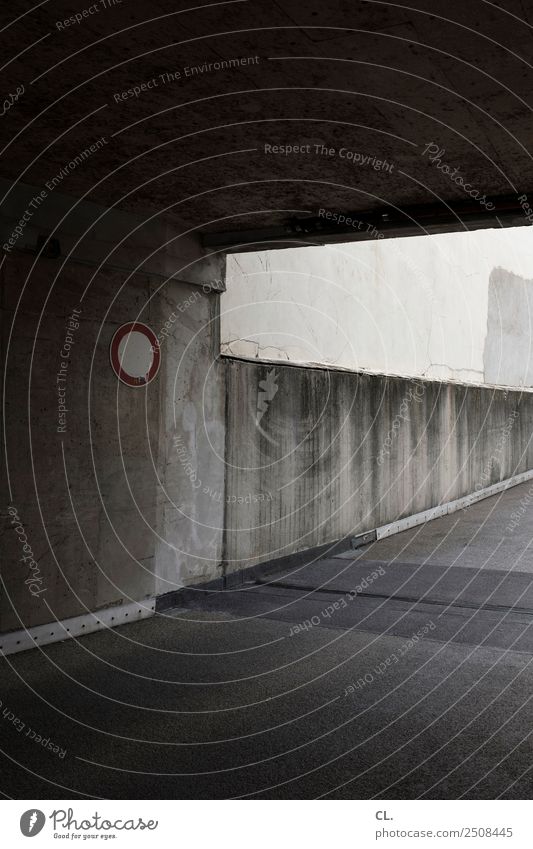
2 0 533 245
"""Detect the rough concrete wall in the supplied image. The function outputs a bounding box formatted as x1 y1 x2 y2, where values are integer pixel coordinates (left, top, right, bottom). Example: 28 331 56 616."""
1 254 158 633
1 252 225 633
222 228 533 387
155 285 226 596
0 179 228 633
223 358 533 572
484 267 533 387
0 178 226 291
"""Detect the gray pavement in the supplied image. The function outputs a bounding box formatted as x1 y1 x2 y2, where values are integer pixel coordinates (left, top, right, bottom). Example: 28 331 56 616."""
1 482 533 799
351 479 533 572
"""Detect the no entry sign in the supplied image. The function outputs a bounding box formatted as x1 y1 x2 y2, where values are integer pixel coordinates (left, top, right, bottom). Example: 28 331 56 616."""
109 322 160 387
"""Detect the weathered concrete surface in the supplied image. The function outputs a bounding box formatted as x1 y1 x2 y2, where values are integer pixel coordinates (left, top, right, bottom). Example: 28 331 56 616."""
1 253 160 633
0 178 226 290
223 357 533 573
1 239 226 633
223 229 533 386
155 282 226 595
2 1 533 239
484 267 533 388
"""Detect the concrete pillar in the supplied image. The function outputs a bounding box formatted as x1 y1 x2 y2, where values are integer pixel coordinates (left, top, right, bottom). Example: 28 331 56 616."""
1 180 226 639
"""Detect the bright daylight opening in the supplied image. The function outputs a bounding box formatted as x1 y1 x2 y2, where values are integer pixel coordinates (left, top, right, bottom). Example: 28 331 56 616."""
222 226 533 389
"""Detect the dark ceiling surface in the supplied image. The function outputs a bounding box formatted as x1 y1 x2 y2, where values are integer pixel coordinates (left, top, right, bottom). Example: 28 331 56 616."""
2 0 533 244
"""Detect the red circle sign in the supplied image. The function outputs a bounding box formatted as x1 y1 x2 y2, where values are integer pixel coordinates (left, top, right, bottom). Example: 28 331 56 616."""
109 322 160 387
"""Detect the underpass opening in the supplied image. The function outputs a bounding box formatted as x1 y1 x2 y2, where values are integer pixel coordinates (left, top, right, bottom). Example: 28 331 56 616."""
219 227 533 579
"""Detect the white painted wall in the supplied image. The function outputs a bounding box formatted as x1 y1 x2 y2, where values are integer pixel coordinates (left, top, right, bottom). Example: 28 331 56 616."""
221 227 533 387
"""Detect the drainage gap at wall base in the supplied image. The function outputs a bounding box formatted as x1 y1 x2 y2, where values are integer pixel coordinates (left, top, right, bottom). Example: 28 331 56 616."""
346 468 533 551
157 470 533 610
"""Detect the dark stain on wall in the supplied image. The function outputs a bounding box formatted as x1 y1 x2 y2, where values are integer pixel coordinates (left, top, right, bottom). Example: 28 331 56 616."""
224 356 533 572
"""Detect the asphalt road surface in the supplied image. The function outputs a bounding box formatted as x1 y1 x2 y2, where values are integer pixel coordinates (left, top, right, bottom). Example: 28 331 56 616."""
2 481 533 799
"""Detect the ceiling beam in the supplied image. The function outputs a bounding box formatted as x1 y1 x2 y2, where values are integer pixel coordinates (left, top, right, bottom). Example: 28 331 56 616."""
202 194 532 251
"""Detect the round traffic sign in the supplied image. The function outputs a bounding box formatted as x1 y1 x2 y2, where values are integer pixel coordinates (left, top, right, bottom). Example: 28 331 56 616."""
109 322 160 387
